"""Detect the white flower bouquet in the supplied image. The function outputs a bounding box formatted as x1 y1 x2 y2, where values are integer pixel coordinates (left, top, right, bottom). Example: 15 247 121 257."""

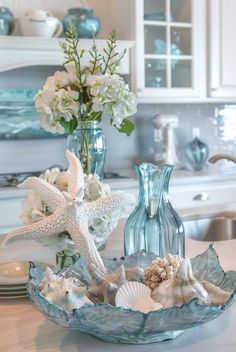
21 167 122 250
35 26 137 136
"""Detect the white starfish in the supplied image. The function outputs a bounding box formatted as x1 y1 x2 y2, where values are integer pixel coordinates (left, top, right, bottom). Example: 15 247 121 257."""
1 150 134 274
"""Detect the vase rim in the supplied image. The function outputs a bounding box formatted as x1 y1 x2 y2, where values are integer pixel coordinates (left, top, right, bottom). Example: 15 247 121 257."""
135 162 173 171
68 7 93 13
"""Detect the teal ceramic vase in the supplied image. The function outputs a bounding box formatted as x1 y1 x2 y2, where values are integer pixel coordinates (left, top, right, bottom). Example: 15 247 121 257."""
67 121 106 178
124 163 185 257
62 7 101 38
0 7 15 35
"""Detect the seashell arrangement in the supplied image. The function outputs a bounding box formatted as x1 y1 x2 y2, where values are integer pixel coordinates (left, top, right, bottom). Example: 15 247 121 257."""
116 281 163 313
38 253 233 314
2 150 233 317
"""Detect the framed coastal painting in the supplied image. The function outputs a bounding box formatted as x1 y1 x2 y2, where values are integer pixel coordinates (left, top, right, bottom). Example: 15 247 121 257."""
0 89 61 140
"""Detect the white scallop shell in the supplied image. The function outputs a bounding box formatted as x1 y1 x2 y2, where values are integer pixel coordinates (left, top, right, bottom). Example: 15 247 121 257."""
115 281 163 313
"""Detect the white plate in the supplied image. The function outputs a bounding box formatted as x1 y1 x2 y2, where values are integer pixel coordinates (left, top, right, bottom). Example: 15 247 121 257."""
0 288 27 294
0 262 29 285
0 294 28 299
0 284 27 291
0 261 49 285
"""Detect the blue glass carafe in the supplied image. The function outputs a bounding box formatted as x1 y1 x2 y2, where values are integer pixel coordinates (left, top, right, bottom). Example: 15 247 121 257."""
124 163 185 257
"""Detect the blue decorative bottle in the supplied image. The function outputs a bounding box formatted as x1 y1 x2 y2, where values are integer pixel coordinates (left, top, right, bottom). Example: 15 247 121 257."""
62 8 101 38
124 163 185 257
184 127 209 171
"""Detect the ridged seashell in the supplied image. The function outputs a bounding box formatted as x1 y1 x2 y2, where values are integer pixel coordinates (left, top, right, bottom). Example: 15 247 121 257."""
115 281 163 313
125 266 144 282
151 259 210 308
88 264 126 305
40 267 93 311
202 281 232 305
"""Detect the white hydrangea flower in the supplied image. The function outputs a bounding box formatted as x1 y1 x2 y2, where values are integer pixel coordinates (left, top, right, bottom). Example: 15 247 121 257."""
20 169 120 249
87 73 137 128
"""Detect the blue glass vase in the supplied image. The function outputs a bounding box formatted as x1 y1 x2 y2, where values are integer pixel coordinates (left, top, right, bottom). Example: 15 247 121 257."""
0 7 15 35
124 163 185 257
184 137 209 171
67 121 106 178
62 7 101 38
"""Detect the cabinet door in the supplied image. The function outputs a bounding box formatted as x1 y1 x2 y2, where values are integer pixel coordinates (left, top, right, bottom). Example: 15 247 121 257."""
209 0 236 98
134 0 206 101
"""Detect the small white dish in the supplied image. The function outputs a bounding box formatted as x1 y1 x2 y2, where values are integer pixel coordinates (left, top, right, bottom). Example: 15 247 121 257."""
0 261 29 285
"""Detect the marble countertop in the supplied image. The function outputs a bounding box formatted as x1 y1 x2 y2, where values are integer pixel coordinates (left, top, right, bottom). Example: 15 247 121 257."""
0 221 236 352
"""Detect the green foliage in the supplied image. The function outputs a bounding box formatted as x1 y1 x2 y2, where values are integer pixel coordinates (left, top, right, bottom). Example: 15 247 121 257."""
60 116 78 135
115 118 135 136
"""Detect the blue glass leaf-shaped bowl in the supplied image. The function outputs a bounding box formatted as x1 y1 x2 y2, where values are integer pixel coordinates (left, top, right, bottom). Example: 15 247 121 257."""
27 244 236 344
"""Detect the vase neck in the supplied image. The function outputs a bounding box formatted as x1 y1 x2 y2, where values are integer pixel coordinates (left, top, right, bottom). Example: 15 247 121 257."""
136 163 173 217
76 121 99 129
68 7 93 14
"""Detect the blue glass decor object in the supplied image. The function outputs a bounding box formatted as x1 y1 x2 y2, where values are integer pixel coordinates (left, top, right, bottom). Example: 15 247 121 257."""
154 39 182 69
184 128 209 171
0 18 9 35
144 12 165 21
62 8 101 38
0 7 15 35
27 245 236 344
124 163 185 257
0 89 63 140
67 121 106 178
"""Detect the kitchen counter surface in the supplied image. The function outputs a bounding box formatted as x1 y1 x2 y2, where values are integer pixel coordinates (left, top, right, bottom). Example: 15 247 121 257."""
0 223 236 352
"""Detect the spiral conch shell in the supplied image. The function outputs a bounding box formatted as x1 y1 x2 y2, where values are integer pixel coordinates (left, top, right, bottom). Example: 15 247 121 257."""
201 281 232 305
151 259 210 308
40 267 93 311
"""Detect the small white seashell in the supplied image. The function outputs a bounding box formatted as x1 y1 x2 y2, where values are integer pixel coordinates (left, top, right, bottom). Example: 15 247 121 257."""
201 281 232 305
115 281 163 313
151 259 210 308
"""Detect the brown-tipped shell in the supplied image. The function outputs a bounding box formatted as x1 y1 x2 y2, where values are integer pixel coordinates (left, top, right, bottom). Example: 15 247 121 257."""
151 258 210 308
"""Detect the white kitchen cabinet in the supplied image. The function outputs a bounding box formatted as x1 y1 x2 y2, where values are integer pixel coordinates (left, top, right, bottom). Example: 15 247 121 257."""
209 0 236 98
132 0 206 102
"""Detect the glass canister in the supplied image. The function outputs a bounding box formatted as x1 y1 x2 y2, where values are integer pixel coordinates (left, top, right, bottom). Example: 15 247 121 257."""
184 127 209 171
124 163 185 257
67 121 106 178
62 7 101 38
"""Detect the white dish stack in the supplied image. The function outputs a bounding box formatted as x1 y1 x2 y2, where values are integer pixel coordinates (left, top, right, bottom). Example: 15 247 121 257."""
0 261 29 299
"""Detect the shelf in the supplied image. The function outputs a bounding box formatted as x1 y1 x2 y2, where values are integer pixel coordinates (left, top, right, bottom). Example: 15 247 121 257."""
145 54 193 60
144 20 193 28
0 36 135 74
